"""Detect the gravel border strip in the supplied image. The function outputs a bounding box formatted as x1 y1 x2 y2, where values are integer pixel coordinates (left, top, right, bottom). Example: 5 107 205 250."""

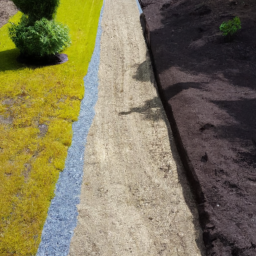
36 2 105 255
135 0 143 14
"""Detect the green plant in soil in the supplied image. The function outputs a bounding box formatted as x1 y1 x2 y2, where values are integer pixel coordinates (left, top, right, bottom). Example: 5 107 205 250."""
9 0 70 58
219 16 241 40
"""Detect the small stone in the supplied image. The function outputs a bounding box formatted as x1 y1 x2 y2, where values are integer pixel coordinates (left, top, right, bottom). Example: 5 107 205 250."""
229 0 237 6
206 223 215 230
201 152 208 162
38 124 48 137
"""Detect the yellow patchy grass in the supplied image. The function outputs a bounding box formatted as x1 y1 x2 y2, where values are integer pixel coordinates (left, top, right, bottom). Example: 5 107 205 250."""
0 0 103 255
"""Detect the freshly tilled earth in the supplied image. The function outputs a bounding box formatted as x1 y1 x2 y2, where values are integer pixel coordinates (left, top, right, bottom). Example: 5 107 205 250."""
140 0 256 255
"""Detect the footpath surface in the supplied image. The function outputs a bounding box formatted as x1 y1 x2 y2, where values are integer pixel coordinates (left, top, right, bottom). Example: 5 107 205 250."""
0 0 16 28
68 0 204 255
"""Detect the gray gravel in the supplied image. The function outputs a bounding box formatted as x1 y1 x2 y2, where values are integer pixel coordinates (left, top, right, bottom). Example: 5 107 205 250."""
36 3 105 255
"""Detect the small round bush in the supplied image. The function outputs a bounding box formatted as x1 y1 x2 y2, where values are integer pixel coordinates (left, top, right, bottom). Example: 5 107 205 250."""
9 16 71 58
220 16 241 38
11 0 59 21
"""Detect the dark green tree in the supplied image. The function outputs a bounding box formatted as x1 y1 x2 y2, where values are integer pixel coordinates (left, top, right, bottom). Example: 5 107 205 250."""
9 0 71 62
11 0 60 22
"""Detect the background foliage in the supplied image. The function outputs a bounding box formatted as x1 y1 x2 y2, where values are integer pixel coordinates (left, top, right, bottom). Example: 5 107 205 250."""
11 0 59 21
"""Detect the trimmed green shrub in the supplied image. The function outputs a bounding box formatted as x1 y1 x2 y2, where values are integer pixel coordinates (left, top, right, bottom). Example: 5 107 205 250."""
220 16 241 38
9 16 71 57
11 0 60 21
9 0 71 59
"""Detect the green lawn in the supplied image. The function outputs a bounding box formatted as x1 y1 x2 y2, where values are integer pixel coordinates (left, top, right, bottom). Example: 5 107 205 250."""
0 0 103 254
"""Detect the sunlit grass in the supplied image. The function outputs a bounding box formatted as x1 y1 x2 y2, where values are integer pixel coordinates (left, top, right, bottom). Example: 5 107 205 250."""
0 0 103 254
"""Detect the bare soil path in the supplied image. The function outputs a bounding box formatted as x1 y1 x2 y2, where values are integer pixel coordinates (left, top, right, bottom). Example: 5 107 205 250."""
68 0 204 255
0 0 17 28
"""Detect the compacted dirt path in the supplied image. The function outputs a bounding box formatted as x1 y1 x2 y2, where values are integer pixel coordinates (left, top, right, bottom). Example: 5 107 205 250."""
0 0 17 28
68 0 204 255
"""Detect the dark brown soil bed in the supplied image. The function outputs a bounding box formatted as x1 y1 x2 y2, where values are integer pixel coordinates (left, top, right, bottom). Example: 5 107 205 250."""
139 0 256 255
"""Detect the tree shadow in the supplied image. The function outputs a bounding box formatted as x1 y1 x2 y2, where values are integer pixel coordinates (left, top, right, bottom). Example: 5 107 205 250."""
141 0 256 91
132 51 155 84
138 0 256 254
0 48 25 72
0 49 65 71
212 98 256 135
162 81 205 98
119 95 206 255
119 82 204 119
162 104 207 256
211 98 256 168
132 60 151 82
119 97 162 121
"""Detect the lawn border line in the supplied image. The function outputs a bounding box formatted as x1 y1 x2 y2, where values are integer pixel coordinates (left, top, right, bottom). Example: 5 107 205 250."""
135 0 143 14
36 2 105 255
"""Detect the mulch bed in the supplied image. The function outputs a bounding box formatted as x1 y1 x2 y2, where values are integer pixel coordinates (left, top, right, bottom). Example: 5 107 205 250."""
139 0 256 255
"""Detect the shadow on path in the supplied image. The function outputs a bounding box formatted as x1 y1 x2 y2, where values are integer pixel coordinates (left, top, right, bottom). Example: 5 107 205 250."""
120 71 206 255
